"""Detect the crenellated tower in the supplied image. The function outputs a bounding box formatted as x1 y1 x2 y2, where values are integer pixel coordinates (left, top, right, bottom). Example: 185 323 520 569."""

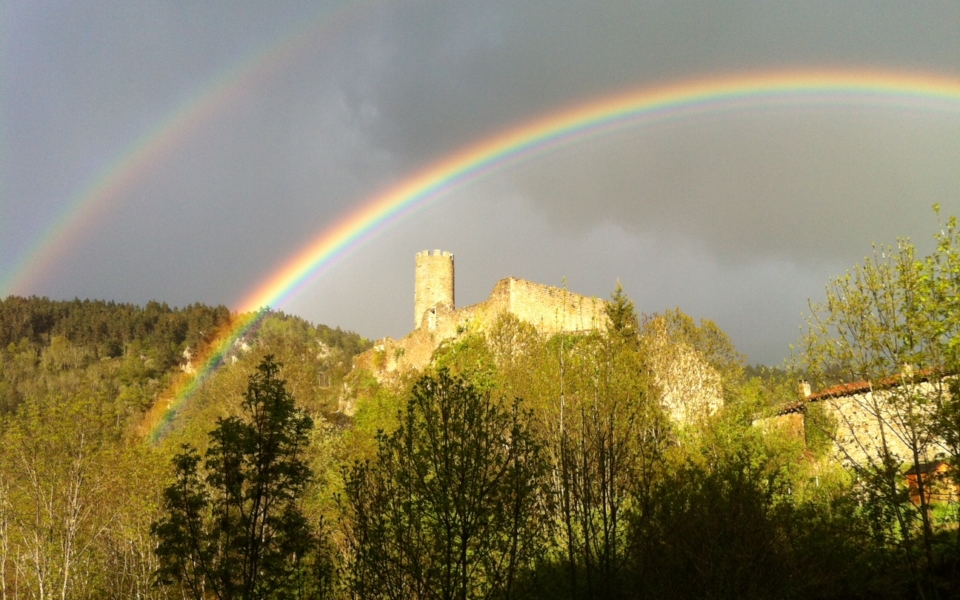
415 249 454 329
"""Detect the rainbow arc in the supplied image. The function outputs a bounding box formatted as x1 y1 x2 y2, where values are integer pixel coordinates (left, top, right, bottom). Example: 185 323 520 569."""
61 69 960 441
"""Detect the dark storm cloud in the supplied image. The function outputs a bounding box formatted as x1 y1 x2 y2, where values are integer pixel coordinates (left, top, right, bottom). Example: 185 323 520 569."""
323 0 960 263
353 1 960 162
4 0 395 303
6 0 960 363
510 112 960 264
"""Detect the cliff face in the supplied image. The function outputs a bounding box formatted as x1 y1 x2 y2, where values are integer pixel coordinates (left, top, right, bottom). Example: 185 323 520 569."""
645 336 724 425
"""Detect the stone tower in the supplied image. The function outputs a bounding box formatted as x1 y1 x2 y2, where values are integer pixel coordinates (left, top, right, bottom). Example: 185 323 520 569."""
415 250 454 329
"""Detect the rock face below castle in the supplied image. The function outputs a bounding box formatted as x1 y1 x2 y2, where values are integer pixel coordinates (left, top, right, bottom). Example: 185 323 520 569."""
355 250 606 377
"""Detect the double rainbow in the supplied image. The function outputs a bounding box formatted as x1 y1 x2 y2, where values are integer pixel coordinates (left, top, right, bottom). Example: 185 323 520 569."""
79 70 960 440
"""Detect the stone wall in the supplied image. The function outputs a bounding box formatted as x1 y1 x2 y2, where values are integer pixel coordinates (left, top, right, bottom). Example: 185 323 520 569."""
819 382 946 468
494 278 606 333
759 379 951 468
350 255 732 428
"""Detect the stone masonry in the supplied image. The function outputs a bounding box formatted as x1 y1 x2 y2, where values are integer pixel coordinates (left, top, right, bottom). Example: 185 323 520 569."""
355 250 607 377
762 376 950 469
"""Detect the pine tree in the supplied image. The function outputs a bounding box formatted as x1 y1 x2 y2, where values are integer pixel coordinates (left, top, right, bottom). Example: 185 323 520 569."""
605 280 639 343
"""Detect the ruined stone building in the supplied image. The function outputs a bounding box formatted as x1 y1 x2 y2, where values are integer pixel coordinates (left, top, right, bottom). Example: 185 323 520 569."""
354 250 607 376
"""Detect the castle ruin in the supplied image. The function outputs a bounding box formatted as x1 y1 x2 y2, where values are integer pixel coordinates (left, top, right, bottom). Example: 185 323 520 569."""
350 250 726 427
355 249 607 376
414 250 455 331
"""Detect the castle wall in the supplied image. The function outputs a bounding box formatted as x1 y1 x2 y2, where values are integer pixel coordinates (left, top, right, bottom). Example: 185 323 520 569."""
414 250 454 329
493 278 606 333
350 253 732 428
357 273 608 383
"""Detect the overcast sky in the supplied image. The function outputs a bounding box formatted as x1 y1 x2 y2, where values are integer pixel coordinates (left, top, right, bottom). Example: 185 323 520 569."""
5 1 960 365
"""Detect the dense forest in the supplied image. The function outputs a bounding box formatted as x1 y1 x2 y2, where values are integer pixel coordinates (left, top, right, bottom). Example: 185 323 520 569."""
3 214 960 599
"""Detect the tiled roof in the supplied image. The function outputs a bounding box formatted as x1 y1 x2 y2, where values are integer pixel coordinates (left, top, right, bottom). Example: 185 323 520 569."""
808 368 937 401
772 368 943 416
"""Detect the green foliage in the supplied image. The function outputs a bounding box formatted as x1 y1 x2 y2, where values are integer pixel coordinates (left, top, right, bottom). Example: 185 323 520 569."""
797 209 960 594
804 400 837 458
152 356 327 599
549 331 666 599
6 257 959 600
0 295 231 366
340 373 402 453
799 240 934 385
627 453 890 600
0 297 378 598
432 330 498 390
343 369 547 600
604 280 639 344
0 381 170 598
741 365 802 407
642 307 745 400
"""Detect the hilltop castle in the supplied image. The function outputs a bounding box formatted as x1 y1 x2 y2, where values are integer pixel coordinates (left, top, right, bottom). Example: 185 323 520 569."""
354 250 607 376
352 250 725 425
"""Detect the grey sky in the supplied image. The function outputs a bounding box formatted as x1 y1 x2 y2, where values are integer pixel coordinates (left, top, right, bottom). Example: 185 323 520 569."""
5 1 960 364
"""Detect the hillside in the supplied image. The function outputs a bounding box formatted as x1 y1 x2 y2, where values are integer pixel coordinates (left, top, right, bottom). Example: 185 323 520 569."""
0 281 958 598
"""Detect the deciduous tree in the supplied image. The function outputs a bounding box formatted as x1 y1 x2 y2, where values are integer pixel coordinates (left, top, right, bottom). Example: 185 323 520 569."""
152 355 323 599
343 369 546 600
798 223 960 593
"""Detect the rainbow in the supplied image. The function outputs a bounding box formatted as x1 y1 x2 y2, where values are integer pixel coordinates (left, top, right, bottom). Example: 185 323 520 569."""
0 0 376 297
236 70 960 314
129 68 960 440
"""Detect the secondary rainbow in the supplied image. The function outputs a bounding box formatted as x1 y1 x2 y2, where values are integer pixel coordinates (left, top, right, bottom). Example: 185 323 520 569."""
1 0 376 297
144 69 960 441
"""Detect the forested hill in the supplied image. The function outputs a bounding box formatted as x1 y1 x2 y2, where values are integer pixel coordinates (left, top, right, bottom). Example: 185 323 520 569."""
0 295 371 418
0 296 370 357
0 296 232 364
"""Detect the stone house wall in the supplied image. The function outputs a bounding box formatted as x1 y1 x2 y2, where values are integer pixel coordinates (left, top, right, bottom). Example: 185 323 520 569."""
819 381 946 468
761 378 951 469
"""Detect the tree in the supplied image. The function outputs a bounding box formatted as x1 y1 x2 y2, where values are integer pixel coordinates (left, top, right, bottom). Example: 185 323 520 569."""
343 369 546 600
152 356 322 600
917 211 960 479
798 229 960 594
604 281 639 344
0 393 116 600
547 330 666 599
